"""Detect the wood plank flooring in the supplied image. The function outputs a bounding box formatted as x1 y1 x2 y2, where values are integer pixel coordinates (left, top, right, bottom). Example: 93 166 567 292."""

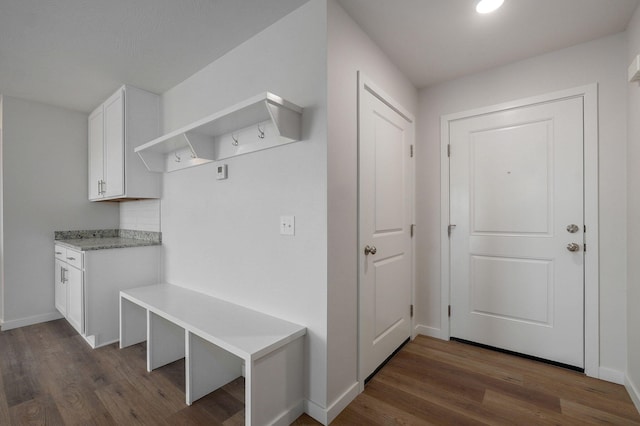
325 336 640 425
1 320 639 425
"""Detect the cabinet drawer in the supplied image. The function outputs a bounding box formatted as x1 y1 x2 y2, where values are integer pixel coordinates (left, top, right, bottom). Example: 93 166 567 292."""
65 249 83 269
54 244 67 261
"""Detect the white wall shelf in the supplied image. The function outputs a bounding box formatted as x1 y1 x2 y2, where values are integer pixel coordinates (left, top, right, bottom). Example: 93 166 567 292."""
135 92 303 173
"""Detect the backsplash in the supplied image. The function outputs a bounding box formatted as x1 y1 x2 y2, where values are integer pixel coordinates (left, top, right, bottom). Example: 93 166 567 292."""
120 199 161 232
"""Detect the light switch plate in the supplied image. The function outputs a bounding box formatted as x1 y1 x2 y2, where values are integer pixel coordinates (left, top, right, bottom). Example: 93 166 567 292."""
280 216 295 236
629 55 640 82
216 164 228 180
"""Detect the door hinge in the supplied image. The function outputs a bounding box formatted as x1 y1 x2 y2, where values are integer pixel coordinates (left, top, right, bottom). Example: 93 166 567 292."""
584 225 587 233
447 144 451 157
584 243 587 252
410 224 416 237
448 305 451 317
410 145 414 158
448 224 456 237
410 304 414 318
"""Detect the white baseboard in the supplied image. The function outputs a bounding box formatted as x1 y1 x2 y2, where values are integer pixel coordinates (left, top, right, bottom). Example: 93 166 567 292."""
599 367 625 385
305 398 328 425
414 324 443 339
0 311 63 331
304 381 360 425
273 400 305 426
327 382 360 424
625 375 640 414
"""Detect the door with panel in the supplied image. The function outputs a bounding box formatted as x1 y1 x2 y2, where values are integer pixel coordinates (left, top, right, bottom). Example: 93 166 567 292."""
66 264 84 335
54 258 67 316
449 96 584 368
359 75 414 381
103 88 125 198
88 107 104 200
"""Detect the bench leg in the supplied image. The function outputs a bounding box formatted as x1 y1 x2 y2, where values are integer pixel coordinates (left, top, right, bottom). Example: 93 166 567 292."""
147 311 186 372
185 331 242 405
246 336 305 426
119 297 147 349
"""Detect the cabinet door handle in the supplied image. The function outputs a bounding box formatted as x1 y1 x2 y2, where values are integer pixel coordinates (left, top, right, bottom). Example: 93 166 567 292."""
61 267 67 283
101 180 106 194
98 180 102 195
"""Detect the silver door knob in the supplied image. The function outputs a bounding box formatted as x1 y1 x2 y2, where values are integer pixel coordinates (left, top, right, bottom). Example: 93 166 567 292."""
567 224 580 233
364 245 377 255
567 243 580 252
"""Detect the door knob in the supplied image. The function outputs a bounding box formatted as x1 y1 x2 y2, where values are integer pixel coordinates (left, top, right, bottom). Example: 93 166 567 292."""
566 243 580 252
364 245 377 255
566 224 580 233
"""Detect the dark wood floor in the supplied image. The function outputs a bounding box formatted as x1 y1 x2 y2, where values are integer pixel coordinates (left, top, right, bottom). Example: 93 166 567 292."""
1 320 639 425
327 336 640 425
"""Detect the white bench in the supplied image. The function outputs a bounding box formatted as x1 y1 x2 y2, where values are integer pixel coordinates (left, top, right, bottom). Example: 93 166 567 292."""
119 283 306 426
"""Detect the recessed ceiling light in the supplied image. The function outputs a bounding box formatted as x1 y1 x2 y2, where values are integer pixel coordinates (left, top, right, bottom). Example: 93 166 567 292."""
476 0 504 14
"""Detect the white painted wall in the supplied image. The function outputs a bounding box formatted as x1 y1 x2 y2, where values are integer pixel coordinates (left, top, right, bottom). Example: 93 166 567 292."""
120 200 160 232
0 96 3 322
159 0 329 411
0 96 119 329
416 34 629 376
626 4 640 409
326 0 417 419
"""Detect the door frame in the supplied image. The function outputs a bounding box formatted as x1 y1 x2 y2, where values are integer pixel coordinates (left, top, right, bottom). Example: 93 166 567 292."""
440 84 599 378
357 72 416 388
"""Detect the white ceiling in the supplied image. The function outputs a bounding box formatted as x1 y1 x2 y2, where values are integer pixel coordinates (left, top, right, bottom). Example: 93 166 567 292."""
338 0 639 88
0 0 309 112
1 1 638 113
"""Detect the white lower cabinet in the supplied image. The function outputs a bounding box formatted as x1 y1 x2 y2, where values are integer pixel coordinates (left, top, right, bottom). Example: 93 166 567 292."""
54 258 68 320
54 243 160 348
54 245 83 334
66 265 84 334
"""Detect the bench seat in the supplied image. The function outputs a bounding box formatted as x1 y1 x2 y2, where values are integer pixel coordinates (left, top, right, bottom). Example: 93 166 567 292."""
119 283 306 426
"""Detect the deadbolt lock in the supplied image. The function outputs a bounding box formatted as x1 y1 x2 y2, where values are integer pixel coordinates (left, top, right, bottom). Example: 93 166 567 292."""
566 224 580 233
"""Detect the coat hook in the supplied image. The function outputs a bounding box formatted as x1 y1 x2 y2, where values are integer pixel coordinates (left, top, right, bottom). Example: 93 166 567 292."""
257 124 265 139
232 133 239 146
174 152 181 162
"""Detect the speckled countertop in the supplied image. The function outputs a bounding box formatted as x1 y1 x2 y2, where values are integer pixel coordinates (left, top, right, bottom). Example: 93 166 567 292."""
54 229 161 251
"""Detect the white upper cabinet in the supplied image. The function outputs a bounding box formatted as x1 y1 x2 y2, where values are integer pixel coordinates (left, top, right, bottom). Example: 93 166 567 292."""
135 92 303 173
88 85 161 201
88 107 104 200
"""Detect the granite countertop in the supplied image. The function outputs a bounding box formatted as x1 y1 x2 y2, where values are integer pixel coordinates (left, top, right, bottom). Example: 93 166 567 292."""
55 229 161 251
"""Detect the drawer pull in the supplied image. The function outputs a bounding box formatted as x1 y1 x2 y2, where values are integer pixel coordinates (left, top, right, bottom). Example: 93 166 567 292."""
67 257 75 261
55 251 63 255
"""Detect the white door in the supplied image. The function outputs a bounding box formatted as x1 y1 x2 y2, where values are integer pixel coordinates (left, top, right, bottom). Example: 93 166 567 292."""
54 259 67 315
359 75 414 381
66 265 84 334
103 88 124 198
449 96 584 368
88 106 104 200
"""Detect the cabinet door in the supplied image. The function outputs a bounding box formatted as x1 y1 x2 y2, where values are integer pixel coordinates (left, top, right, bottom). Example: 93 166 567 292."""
54 259 67 316
88 106 105 200
66 265 84 334
103 89 125 198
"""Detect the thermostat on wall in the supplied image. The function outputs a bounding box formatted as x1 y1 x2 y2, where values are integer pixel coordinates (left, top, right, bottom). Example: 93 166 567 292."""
216 164 228 180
